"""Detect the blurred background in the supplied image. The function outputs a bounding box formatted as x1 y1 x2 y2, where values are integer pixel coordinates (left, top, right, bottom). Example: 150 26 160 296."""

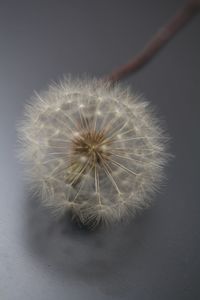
0 0 200 299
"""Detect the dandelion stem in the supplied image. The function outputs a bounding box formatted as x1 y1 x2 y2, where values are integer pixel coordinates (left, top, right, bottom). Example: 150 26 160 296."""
105 0 200 84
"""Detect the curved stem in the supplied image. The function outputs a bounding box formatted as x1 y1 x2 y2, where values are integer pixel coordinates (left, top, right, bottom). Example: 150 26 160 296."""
105 0 200 84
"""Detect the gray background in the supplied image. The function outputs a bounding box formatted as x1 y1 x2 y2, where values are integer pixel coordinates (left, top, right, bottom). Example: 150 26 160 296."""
0 0 200 299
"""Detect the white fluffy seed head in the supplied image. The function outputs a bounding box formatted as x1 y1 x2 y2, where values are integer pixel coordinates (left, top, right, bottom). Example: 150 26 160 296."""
18 77 169 226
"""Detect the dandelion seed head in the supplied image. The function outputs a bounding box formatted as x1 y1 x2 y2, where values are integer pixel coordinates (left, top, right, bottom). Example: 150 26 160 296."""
18 77 169 226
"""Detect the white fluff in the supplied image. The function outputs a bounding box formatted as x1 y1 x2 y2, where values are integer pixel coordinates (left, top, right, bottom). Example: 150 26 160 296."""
18 78 169 226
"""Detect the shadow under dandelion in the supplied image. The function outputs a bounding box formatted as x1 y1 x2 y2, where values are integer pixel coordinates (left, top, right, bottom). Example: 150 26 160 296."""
23 192 157 298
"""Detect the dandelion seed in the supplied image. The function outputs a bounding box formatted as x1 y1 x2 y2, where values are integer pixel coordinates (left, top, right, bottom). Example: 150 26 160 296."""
18 77 169 226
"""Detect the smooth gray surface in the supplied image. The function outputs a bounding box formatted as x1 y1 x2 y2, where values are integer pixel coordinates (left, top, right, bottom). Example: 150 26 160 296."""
0 1 200 299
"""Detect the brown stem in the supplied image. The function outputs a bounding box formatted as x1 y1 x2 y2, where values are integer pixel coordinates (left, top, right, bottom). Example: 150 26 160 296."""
105 0 200 84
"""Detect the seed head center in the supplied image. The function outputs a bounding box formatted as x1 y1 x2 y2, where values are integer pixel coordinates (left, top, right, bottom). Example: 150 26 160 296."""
71 129 110 165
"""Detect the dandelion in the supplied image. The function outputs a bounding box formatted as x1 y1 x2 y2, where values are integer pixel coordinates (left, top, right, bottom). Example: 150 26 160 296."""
18 78 169 226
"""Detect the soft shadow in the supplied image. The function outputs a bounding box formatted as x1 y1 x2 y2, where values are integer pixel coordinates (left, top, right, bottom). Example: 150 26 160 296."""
24 193 156 298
